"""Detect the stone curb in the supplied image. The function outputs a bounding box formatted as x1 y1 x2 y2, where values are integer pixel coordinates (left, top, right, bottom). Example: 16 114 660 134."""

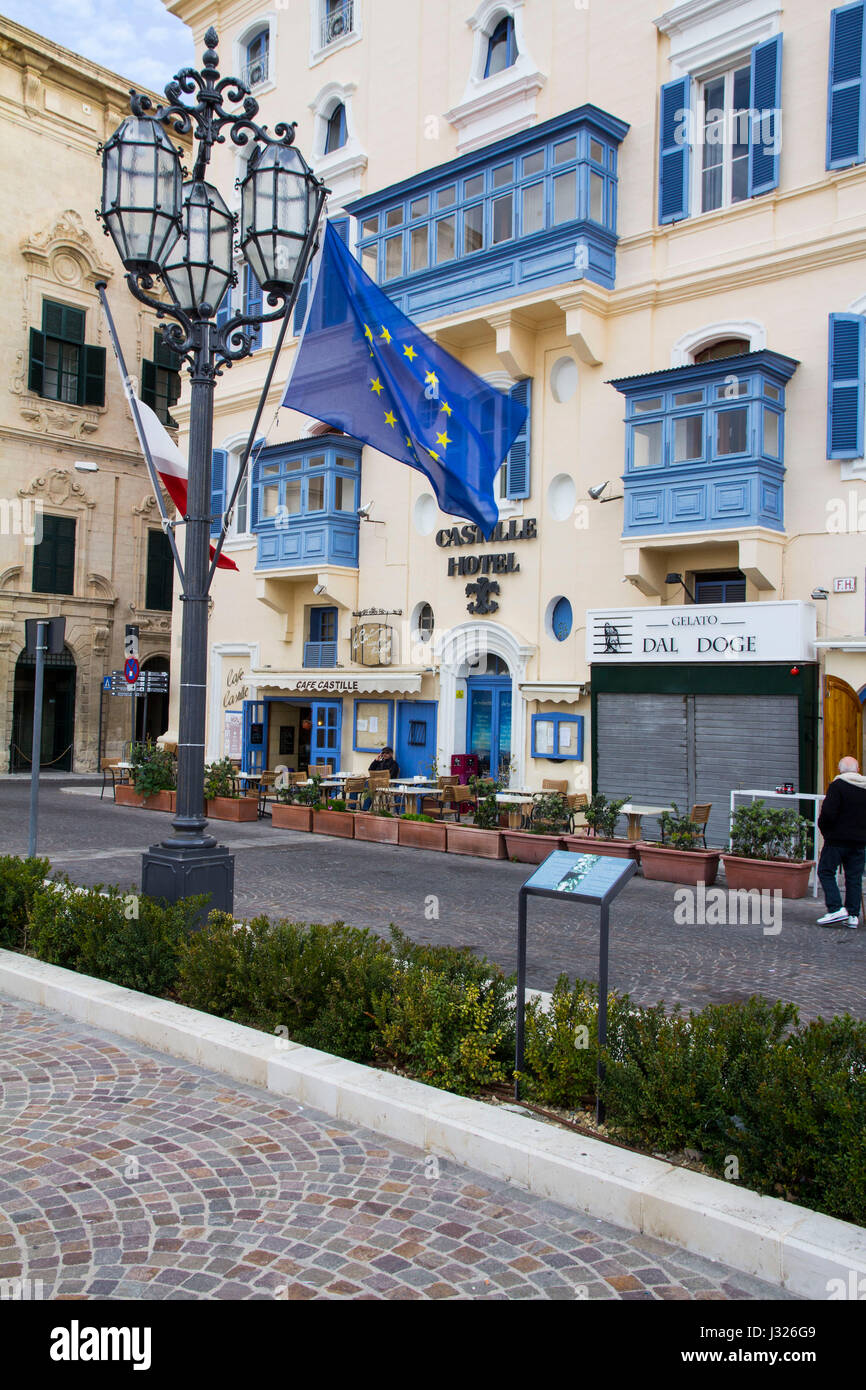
1 948 863 1299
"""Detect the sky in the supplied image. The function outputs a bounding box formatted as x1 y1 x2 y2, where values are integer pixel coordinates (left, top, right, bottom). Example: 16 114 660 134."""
1 0 196 92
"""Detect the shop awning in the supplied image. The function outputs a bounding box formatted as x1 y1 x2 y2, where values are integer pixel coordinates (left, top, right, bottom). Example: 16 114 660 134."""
518 682 588 704
250 670 424 696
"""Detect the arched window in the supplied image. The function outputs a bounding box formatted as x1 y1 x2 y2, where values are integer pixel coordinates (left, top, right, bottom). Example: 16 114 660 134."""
325 103 348 154
243 29 269 87
484 15 517 77
693 337 751 363
417 603 435 641
551 597 573 641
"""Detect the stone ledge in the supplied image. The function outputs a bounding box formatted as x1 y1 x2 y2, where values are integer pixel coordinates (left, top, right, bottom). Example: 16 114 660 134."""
1 948 863 1299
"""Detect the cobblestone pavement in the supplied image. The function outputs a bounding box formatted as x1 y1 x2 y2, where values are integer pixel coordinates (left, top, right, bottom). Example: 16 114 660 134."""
2 781 863 1021
0 996 795 1301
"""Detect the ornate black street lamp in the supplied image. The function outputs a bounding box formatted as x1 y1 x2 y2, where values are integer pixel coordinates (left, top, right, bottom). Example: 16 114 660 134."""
98 28 327 912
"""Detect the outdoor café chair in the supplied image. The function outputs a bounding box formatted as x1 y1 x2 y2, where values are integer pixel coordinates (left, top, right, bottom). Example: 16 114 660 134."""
344 776 366 812
257 771 277 819
307 763 333 778
542 778 569 794
689 803 712 849
100 758 121 801
368 771 392 813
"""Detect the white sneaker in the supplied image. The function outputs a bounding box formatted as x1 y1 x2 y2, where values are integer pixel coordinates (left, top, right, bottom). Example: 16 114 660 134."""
818 908 849 926
847 916 859 928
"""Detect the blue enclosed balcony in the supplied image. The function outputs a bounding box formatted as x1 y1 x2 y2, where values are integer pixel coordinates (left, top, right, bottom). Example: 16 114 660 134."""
346 105 629 320
252 437 361 569
608 352 799 538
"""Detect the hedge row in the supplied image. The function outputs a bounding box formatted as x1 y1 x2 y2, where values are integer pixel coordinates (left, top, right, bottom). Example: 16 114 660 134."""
0 854 863 1227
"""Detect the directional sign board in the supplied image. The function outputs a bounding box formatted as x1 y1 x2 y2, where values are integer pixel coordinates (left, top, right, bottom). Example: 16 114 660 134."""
124 657 140 685
109 670 169 697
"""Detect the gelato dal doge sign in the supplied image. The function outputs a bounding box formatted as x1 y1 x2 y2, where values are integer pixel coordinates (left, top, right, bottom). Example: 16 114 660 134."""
586 601 816 664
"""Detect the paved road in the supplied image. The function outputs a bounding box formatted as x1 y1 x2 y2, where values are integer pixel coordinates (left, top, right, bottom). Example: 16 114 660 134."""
1 780 862 1021
0 995 793 1301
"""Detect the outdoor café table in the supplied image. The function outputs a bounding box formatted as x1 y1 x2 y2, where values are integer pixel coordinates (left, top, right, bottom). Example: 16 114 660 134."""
389 780 440 814
495 792 535 828
617 802 675 842
729 788 824 898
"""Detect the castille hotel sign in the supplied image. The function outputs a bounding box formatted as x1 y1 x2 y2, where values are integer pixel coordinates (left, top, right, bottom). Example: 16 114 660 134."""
436 518 537 613
587 602 817 664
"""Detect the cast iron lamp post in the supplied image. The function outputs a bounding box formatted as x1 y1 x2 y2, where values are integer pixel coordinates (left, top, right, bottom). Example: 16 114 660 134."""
98 27 326 912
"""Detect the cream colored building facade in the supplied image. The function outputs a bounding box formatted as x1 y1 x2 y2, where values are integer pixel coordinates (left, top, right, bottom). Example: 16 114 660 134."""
164 0 866 843
0 19 185 773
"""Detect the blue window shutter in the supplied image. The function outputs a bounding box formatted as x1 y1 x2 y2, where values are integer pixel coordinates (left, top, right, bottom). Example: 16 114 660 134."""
210 448 228 536
215 286 232 329
293 267 311 335
324 218 350 326
749 35 783 196
244 266 263 350
827 3 866 168
504 379 531 500
658 77 691 224
828 313 865 458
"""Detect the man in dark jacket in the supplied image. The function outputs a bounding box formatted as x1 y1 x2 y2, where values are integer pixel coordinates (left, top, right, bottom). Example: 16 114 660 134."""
817 756 866 927
368 746 400 778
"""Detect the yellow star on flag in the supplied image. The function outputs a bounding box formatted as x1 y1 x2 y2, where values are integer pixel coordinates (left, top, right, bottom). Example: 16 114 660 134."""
384 410 397 428
370 377 383 395
363 324 374 342
428 448 440 461
441 401 452 416
436 430 452 449
380 326 392 345
425 370 438 388
403 344 417 362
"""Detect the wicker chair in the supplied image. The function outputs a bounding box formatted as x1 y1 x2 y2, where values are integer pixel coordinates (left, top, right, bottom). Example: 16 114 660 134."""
344 776 366 812
689 803 712 849
100 758 121 801
368 770 392 813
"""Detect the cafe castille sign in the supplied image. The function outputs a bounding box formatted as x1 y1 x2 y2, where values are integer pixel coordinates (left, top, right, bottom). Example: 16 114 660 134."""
436 518 537 615
586 601 817 664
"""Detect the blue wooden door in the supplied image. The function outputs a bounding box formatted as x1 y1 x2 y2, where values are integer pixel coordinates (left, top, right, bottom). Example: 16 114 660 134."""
310 700 341 771
242 699 267 773
395 701 437 778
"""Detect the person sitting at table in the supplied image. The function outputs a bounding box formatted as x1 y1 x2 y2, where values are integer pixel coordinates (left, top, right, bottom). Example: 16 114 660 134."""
368 746 400 778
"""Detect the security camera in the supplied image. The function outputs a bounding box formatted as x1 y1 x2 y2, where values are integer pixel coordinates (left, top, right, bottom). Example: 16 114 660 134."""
313 583 327 595
357 500 374 520
588 481 609 500
810 587 829 600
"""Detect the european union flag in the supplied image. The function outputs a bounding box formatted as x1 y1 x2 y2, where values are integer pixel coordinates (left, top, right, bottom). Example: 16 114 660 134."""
282 221 527 538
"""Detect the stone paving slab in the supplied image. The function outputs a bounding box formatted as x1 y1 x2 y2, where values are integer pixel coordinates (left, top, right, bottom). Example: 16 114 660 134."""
2 782 863 1022
0 994 796 1301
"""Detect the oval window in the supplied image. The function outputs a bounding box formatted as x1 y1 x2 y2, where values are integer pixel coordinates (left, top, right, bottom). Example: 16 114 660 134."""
547 472 577 521
550 356 578 403
413 493 437 535
551 597 573 641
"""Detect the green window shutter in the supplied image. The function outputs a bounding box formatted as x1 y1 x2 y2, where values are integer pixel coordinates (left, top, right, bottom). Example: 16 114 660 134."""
145 529 174 611
504 378 531 499
81 344 106 407
42 300 85 343
28 328 46 395
32 515 76 595
154 331 182 370
141 359 157 409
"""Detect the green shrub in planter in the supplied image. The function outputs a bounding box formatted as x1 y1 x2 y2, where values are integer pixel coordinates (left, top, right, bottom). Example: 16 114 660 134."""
203 758 239 801
329 799 348 812
130 741 176 797
177 913 393 1062
520 974 633 1108
28 883 205 996
529 792 571 836
400 812 435 823
469 776 503 830
584 792 629 839
729 799 812 861
0 854 51 950
656 803 704 851
371 927 515 1093
294 775 323 807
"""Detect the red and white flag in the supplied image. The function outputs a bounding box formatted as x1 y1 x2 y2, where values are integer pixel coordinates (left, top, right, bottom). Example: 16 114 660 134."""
134 397 238 572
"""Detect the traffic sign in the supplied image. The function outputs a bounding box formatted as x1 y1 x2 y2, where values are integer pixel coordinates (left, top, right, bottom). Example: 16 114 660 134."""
124 657 140 684
102 676 112 692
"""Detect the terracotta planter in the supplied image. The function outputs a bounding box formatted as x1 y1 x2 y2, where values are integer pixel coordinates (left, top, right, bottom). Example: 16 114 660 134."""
722 854 815 899
312 809 355 838
143 789 175 813
115 783 146 808
562 833 640 861
502 830 565 863
354 814 400 844
638 843 720 886
206 796 258 822
398 819 447 851
446 824 505 859
271 803 312 832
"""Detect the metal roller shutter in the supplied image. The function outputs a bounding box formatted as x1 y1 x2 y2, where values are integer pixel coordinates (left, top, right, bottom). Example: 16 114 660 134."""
596 693 690 841
694 695 799 848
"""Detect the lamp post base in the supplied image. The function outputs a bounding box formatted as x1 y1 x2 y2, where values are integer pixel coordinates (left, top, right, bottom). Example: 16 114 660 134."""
141 842 235 920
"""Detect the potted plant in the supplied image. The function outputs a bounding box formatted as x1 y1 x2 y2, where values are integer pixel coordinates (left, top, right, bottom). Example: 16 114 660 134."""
312 796 355 839
638 803 721 885
398 811 447 851
355 807 400 844
446 776 505 858
564 792 638 860
271 779 313 832
116 742 176 811
722 800 814 898
204 758 258 822
503 790 569 864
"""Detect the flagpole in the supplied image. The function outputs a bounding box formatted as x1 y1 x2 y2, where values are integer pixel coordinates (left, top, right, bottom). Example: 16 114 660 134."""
95 281 186 591
207 184 329 586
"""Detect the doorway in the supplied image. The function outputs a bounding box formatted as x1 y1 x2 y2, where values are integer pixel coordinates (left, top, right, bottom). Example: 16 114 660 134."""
466 676 512 779
11 646 76 772
395 700 437 778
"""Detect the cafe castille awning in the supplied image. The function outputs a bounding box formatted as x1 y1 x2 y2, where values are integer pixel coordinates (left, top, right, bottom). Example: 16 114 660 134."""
248 670 425 696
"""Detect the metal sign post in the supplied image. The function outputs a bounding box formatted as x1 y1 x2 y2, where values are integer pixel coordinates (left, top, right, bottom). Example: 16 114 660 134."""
515 850 637 1124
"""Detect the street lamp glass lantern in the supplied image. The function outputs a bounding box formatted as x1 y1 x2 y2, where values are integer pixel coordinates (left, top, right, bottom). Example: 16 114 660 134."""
240 143 317 293
100 116 183 273
161 180 235 317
